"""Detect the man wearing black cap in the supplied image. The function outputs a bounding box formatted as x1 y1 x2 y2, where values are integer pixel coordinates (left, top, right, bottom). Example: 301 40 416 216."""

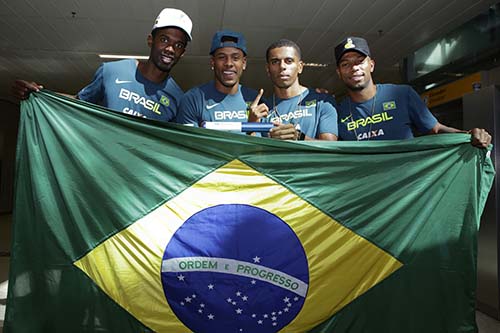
175 30 264 131
12 8 191 123
334 36 491 147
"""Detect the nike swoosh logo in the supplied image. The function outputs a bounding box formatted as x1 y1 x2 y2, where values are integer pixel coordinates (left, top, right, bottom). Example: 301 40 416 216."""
206 103 220 110
115 79 132 84
340 116 352 122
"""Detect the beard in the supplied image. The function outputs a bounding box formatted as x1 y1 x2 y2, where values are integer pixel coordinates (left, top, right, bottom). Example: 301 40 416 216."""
345 79 372 92
214 70 240 88
347 84 365 91
272 79 293 90
152 51 178 73
270 72 298 90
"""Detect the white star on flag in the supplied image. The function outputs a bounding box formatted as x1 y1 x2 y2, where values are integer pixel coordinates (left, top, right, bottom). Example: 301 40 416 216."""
252 256 261 263
227 298 232 303
258 320 263 324
273 322 277 326
283 297 290 303
200 303 205 308
251 280 256 285
185 297 192 303
263 314 268 318
236 308 243 314
272 316 277 321
242 296 248 301
208 284 214 290
177 274 185 281
236 291 242 296
208 314 215 320
294 297 299 301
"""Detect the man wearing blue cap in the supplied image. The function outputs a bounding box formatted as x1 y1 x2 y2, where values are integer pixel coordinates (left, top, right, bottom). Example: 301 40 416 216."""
175 30 264 131
334 36 491 147
13 8 191 123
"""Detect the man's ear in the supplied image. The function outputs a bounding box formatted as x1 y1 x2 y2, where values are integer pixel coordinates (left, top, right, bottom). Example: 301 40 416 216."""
369 58 375 73
147 34 153 48
298 60 304 75
242 57 247 71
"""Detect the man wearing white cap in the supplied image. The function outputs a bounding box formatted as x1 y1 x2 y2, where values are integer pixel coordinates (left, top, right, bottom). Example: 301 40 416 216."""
12 8 192 123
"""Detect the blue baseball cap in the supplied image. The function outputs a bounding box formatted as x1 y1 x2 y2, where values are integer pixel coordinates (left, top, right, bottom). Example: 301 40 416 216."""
209 30 247 55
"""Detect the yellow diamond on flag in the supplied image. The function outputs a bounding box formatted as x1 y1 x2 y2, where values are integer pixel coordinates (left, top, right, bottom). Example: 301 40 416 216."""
74 159 402 332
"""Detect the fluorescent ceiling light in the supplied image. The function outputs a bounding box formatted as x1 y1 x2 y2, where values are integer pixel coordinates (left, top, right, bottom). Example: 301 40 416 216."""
99 54 148 60
99 55 329 67
303 63 329 68
425 83 437 90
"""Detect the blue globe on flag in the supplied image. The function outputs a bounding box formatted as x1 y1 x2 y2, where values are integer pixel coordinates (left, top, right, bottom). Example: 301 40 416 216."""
161 204 309 332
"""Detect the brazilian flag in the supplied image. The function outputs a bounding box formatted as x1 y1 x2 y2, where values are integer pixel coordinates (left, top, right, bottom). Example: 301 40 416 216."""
5 91 494 332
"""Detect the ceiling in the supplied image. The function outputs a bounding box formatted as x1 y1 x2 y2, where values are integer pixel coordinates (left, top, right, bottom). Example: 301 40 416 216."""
0 0 498 103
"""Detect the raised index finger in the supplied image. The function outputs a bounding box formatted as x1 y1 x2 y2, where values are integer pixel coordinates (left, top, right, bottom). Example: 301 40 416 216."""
250 89 264 107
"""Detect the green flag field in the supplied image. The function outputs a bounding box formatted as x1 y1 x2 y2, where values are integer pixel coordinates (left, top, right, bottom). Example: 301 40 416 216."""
4 91 495 333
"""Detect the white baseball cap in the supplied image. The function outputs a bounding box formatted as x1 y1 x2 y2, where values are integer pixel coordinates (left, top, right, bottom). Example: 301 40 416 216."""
152 8 193 41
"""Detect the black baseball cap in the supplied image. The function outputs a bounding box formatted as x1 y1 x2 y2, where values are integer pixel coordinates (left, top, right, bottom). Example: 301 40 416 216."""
334 37 371 65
